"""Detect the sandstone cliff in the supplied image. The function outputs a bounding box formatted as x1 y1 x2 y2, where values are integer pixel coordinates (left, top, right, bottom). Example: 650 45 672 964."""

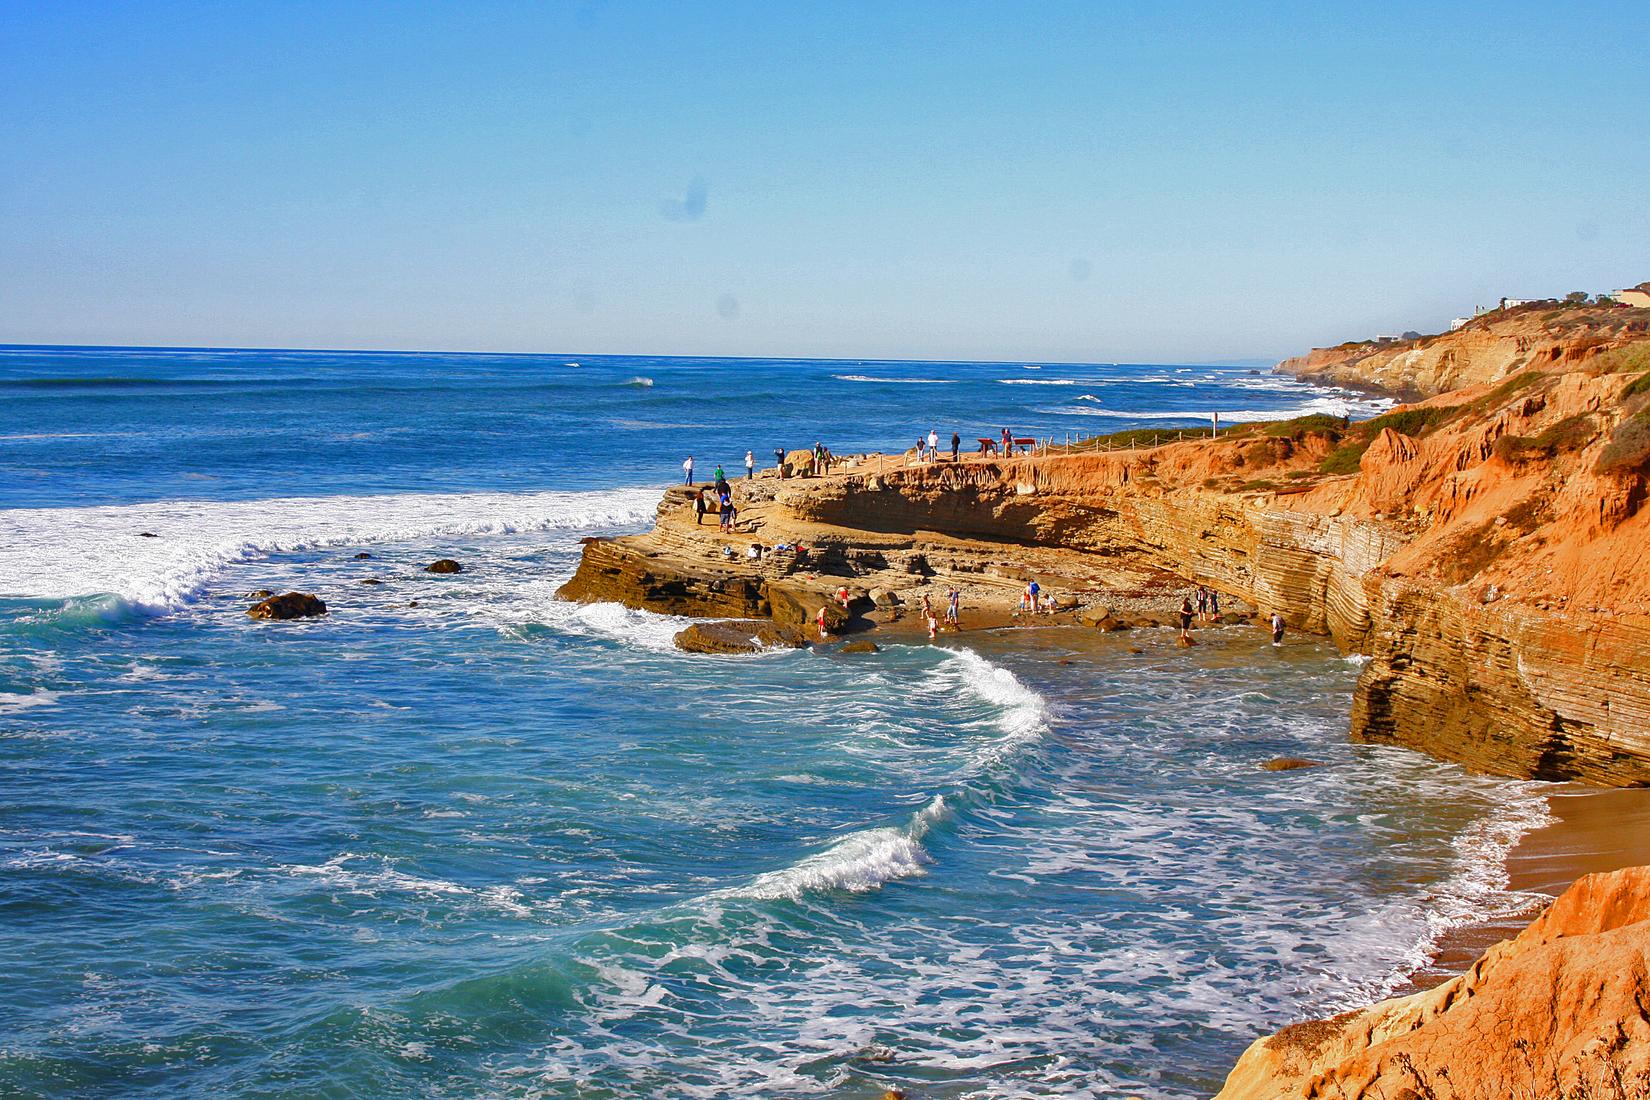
1214 865 1650 1099
1277 303 1650 397
560 338 1650 785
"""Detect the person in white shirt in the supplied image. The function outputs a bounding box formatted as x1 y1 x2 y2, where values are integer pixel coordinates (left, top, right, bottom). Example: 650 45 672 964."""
745 450 755 479
683 456 694 485
927 429 939 459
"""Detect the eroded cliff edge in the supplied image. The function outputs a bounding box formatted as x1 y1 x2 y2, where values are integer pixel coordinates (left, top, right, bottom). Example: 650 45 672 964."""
560 336 1650 786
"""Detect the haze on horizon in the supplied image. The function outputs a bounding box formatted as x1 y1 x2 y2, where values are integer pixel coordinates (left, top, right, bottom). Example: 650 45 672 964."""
3 2 1647 364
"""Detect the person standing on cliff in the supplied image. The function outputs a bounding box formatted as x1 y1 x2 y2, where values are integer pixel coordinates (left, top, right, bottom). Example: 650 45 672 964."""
683 455 694 485
927 428 939 460
693 488 707 525
745 450 755 479
774 446 785 475
950 432 960 462
1270 611 1286 645
1001 427 1013 456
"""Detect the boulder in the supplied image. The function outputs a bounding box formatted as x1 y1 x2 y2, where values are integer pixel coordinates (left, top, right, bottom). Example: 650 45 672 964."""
247 589 274 600
784 449 816 476
765 583 850 635
425 559 463 574
247 592 327 620
840 640 880 654
1260 757 1323 771
674 620 802 655
353 552 373 560
360 578 383 586
870 587 903 607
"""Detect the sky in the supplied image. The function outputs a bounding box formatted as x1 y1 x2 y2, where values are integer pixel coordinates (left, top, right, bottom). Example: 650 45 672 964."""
2 1 1647 363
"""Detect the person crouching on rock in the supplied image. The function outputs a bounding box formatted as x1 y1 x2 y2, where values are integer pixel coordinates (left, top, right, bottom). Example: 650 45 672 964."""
1271 611 1286 645
1179 597 1196 644
694 488 707 525
837 586 850 610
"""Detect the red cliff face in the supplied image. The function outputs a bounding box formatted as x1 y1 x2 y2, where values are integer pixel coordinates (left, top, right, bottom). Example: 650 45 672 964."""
1214 866 1650 1099
561 341 1650 785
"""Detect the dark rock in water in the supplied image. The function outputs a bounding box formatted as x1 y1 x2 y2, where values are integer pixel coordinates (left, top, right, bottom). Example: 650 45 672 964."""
407 600 420 608
1220 611 1256 625
247 592 327 620
247 589 274 599
360 578 383 585
137 531 159 538
675 620 802 654
425 559 463 574
1261 757 1324 771
840 640 880 654
354 552 373 560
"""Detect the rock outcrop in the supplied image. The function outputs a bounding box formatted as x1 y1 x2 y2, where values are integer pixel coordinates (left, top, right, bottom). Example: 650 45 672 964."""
674 620 802 654
425 559 464 574
247 592 327 620
1215 866 1650 1099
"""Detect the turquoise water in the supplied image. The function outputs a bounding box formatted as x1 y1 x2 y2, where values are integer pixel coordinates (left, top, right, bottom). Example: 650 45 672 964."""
1 348 1546 1097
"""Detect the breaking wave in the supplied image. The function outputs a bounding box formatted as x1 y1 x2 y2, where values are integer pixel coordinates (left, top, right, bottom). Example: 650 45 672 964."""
0 487 659 613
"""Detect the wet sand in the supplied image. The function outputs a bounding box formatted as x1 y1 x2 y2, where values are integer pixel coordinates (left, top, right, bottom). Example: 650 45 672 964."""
1414 784 1650 987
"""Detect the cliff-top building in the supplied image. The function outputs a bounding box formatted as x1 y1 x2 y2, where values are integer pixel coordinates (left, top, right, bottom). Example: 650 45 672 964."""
1612 282 1650 308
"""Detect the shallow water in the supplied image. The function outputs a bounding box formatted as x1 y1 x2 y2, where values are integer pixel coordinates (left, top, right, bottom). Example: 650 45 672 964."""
0 348 1544 1097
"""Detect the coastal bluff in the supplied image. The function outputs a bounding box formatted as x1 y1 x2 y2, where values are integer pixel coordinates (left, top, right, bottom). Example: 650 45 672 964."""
1215 865 1650 1099
1277 301 1649 397
559 330 1650 786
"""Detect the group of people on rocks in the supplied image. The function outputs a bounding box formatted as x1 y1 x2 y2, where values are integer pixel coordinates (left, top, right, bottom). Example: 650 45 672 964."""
690 463 740 533
679 451 1295 650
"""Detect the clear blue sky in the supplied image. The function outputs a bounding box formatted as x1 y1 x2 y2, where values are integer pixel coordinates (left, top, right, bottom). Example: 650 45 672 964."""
3 1 1647 362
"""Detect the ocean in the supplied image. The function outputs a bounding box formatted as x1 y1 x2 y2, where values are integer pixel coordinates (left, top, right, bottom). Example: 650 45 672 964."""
0 346 1550 1098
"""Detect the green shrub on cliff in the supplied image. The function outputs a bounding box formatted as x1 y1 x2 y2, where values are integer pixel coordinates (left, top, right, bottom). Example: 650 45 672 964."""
1596 411 1650 475
1621 370 1650 401
1473 370 1545 411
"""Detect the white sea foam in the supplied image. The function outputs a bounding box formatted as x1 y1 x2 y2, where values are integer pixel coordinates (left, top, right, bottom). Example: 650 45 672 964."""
1051 395 1391 422
0 689 61 714
831 375 957 384
996 378 1088 385
736 797 948 901
0 487 658 612
622 376 654 387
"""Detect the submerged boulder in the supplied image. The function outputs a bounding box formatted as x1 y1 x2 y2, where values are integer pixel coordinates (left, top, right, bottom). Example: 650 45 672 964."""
247 592 327 620
425 559 464 574
840 640 880 654
1260 757 1323 772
